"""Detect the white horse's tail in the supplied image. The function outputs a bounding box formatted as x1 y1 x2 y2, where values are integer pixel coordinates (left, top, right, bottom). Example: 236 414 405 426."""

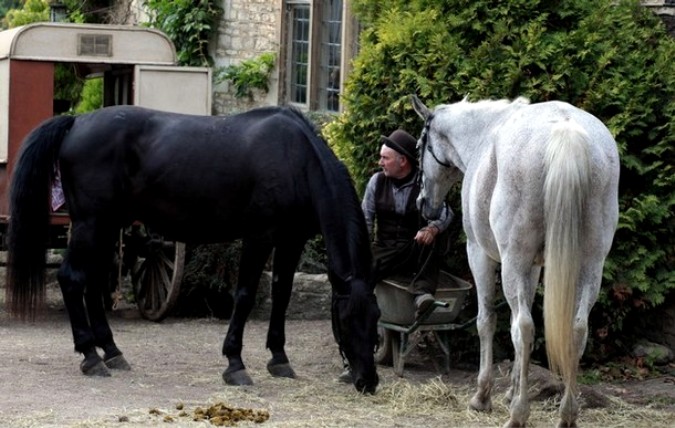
543 119 592 390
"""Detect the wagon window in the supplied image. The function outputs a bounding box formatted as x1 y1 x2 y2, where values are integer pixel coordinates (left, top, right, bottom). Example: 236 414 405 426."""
78 34 112 57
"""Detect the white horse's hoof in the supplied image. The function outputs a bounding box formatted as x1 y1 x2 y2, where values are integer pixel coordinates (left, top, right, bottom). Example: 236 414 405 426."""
469 394 492 412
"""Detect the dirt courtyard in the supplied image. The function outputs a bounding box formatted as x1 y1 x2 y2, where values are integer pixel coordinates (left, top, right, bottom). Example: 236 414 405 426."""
1 287 674 427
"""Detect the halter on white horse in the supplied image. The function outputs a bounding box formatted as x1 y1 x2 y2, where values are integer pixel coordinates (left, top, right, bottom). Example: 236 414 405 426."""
412 95 620 428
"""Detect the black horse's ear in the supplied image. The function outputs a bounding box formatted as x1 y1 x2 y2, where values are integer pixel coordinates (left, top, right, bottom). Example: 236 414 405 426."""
411 94 431 120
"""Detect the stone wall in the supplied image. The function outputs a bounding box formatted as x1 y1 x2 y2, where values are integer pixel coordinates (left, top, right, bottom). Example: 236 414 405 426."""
641 297 675 350
250 272 332 320
211 0 281 115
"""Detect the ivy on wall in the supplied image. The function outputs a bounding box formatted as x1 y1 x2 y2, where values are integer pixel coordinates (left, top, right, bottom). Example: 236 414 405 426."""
215 52 276 99
144 0 222 67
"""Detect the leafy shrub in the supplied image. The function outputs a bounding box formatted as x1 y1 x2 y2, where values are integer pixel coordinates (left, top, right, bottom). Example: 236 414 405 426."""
215 52 277 99
74 77 103 113
176 236 327 318
177 242 239 319
2 0 48 26
326 0 675 360
144 0 222 66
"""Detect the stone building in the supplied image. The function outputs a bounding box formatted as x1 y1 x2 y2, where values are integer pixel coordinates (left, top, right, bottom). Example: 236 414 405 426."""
211 0 359 116
119 0 357 116
120 1 673 117
210 0 675 116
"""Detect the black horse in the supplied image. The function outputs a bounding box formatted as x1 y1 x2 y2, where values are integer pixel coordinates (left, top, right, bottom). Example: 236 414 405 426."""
6 105 380 393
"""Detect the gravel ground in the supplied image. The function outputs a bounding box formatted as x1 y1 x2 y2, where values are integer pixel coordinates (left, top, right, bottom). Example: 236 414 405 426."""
1 282 673 428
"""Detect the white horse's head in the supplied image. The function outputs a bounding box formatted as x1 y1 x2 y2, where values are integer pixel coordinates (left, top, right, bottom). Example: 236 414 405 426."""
411 95 463 220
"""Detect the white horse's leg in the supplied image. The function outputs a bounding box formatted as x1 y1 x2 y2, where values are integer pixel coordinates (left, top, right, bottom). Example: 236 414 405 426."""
557 262 602 428
505 266 541 405
573 265 603 359
501 263 540 428
467 241 499 413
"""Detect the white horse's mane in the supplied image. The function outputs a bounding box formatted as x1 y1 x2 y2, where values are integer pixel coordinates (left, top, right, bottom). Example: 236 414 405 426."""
440 96 531 117
460 95 531 106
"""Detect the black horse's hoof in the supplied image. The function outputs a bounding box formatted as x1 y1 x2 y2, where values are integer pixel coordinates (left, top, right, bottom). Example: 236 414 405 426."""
267 362 296 379
222 369 254 386
104 354 131 370
81 359 111 377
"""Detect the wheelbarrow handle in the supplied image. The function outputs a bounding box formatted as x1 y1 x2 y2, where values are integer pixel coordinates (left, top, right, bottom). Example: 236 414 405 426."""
407 300 449 331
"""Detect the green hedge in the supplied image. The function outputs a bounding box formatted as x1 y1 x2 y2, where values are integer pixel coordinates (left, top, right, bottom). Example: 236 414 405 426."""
325 0 675 358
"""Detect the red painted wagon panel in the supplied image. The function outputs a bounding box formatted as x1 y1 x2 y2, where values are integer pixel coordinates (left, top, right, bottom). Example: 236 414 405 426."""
0 60 54 219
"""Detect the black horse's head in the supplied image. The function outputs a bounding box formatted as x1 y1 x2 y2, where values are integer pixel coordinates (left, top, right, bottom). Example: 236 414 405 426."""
332 278 380 394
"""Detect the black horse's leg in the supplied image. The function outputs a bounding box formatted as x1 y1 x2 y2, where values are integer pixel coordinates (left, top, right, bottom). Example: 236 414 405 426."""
58 224 110 376
59 221 128 375
266 239 306 378
83 249 130 371
222 238 273 386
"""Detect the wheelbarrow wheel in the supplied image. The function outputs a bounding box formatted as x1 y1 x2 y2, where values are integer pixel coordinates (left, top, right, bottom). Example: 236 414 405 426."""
374 326 394 366
132 237 186 322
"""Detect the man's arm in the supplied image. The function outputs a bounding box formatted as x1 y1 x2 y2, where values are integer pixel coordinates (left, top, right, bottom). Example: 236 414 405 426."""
416 202 453 245
428 203 453 233
361 174 379 236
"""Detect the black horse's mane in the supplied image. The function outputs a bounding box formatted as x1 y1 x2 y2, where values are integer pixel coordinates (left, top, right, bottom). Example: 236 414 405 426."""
276 106 374 292
279 106 360 212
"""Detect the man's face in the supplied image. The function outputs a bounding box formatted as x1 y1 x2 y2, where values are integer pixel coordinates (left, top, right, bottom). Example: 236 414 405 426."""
379 145 405 178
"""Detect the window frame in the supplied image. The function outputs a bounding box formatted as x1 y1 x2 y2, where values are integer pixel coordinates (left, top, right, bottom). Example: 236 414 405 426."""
280 0 357 113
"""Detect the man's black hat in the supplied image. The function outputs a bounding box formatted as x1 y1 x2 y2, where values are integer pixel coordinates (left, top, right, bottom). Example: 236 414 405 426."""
381 129 417 164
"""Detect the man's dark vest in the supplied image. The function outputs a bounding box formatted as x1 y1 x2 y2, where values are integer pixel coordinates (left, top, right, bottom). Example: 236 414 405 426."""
374 171 420 246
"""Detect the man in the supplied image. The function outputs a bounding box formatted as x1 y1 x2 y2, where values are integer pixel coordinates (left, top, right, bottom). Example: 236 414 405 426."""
362 129 453 313
338 129 453 383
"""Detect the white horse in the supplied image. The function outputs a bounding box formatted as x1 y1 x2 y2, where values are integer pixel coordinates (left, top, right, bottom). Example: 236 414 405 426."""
412 95 619 427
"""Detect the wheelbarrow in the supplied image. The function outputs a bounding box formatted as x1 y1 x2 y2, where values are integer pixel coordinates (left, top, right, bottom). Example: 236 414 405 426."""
374 271 473 376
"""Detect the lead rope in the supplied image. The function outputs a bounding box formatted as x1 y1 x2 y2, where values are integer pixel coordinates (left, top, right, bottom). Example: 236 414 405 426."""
409 239 436 288
411 122 436 288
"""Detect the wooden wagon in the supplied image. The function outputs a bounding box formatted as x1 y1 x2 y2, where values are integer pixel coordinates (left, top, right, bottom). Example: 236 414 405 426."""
0 22 212 321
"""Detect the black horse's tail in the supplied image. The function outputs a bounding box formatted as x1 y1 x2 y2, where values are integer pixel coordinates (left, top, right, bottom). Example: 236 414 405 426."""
6 115 75 319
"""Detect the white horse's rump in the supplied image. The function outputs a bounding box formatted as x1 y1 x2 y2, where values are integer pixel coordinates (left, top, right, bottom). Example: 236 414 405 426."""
412 96 619 428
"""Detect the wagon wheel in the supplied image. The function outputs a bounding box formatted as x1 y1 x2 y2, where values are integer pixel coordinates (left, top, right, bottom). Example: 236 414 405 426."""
131 230 186 322
374 326 393 366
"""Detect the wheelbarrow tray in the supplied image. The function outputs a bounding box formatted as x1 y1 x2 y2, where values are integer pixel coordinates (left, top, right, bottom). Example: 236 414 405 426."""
375 271 472 325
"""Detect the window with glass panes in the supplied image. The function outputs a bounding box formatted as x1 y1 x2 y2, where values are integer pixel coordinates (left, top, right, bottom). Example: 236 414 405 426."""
289 4 310 104
283 0 348 112
319 0 342 112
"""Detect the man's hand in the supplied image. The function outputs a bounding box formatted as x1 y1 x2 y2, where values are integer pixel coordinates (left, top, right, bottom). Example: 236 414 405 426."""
414 225 439 245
